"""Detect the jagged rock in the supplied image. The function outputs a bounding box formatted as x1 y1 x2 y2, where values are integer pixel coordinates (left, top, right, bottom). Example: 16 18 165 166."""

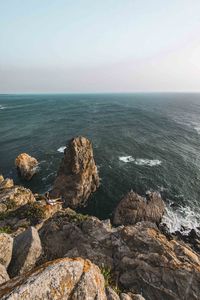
0 257 107 300
118 222 200 300
0 184 35 213
113 191 165 226
0 264 9 285
50 136 100 208
39 209 200 300
15 153 39 180
0 233 13 268
0 178 14 190
39 209 113 268
8 226 42 277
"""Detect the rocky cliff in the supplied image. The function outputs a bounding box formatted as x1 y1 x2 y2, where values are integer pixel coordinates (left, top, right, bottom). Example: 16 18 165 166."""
0 137 200 300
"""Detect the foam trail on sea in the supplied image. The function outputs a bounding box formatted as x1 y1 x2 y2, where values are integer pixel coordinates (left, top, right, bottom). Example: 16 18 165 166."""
162 205 200 233
57 146 66 153
119 156 161 166
0 105 6 110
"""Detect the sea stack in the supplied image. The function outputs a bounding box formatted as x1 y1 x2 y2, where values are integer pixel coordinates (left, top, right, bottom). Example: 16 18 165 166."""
50 136 100 208
15 153 39 181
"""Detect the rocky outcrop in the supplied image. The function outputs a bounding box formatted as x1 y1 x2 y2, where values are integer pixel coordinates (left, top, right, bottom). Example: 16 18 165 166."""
0 233 13 268
0 257 107 300
113 191 165 226
50 136 100 208
0 177 35 213
8 227 42 277
15 153 39 180
0 264 9 285
38 209 200 300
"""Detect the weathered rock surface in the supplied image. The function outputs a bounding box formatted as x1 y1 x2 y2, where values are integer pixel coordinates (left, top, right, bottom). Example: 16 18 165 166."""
113 191 165 226
8 226 42 277
39 209 200 300
0 178 14 190
0 257 107 300
0 181 35 213
0 233 13 268
50 136 100 208
15 153 39 180
0 264 9 285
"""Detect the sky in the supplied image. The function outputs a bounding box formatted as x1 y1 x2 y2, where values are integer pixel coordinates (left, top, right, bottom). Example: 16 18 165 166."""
1 0 200 93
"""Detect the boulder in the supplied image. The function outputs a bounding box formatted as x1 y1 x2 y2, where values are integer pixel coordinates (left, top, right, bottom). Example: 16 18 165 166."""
0 257 107 300
50 136 100 208
0 264 9 285
113 191 165 226
0 233 13 268
106 286 120 300
0 178 14 190
8 226 42 277
0 184 35 213
15 153 38 180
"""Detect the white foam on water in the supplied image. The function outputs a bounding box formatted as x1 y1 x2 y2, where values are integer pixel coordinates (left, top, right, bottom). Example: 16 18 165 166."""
0 105 6 110
119 156 161 166
119 156 135 163
57 146 66 153
162 205 200 233
134 159 162 166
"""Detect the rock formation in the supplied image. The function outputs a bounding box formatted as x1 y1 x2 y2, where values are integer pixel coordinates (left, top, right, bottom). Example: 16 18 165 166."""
0 258 107 300
8 227 42 277
0 264 9 285
0 233 13 268
113 191 165 226
15 153 39 180
39 209 200 300
50 136 100 208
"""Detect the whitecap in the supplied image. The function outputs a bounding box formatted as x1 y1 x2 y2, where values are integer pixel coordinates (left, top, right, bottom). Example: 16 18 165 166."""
0 105 6 110
162 205 200 233
57 146 66 153
119 156 135 163
119 156 161 166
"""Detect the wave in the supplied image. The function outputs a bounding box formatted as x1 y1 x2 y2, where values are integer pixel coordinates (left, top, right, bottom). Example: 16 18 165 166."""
119 156 161 166
0 105 6 110
162 205 200 233
57 146 66 153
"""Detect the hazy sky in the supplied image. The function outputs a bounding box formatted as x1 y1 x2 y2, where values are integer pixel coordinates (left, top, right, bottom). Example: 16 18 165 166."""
1 0 200 93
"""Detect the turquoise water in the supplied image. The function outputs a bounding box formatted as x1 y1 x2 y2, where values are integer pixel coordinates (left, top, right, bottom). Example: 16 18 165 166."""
1 93 200 230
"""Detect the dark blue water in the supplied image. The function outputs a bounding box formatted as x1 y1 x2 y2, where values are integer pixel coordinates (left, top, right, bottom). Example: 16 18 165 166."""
1 93 200 230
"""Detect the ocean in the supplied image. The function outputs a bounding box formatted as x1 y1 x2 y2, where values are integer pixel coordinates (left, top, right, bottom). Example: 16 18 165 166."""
0 93 200 232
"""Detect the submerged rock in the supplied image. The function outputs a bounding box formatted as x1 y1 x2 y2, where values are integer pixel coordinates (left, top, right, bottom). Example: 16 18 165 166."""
113 191 165 226
50 136 100 208
15 153 39 180
8 226 42 277
0 233 13 268
0 257 106 300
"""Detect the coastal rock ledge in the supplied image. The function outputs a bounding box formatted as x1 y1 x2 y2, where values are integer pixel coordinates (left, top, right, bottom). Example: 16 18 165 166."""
50 136 100 208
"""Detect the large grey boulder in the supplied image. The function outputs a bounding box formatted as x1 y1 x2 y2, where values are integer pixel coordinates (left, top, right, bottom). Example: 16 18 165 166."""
8 226 42 277
0 257 107 300
113 191 165 226
0 233 13 268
